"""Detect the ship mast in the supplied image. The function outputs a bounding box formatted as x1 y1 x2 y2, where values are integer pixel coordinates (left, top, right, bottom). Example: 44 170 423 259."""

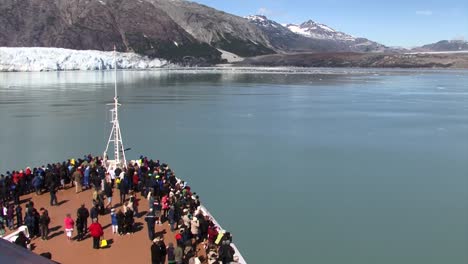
103 46 127 170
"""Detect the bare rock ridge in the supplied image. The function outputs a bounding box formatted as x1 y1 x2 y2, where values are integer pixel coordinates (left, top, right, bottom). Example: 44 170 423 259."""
148 0 276 57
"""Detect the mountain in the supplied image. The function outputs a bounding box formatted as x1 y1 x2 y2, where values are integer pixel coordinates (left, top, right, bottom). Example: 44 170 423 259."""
241 15 338 52
146 0 275 57
286 20 355 41
0 0 221 64
285 19 388 52
414 40 468 52
245 15 345 52
0 0 406 67
245 15 389 53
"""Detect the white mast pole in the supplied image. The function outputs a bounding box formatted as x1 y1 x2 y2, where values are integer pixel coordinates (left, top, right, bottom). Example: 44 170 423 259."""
113 45 120 167
103 45 127 170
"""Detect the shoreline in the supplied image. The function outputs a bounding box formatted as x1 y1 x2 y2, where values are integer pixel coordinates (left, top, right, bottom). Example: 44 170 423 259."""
2 47 468 72
2 65 467 73
1 65 467 75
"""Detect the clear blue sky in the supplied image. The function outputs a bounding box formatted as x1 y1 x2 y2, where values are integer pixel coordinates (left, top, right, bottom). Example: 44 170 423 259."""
192 0 468 47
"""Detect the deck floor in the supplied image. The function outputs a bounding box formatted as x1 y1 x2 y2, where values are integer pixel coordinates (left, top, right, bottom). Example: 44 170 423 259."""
4 186 187 263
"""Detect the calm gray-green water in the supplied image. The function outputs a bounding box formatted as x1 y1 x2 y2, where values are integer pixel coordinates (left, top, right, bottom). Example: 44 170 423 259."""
0 68 467 263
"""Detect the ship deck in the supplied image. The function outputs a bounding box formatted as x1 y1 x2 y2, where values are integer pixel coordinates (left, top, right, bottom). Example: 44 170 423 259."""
3 185 203 263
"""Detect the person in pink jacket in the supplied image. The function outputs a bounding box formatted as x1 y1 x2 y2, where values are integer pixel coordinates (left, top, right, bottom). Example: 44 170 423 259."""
64 213 75 241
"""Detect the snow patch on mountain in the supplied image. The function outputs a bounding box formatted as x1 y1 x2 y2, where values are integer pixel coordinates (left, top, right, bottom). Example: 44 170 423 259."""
245 15 275 28
0 47 170 72
245 15 266 22
286 20 356 41
286 24 309 36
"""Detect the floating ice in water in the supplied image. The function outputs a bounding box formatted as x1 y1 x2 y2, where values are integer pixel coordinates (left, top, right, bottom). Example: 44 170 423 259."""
436 86 446 90
238 113 254 118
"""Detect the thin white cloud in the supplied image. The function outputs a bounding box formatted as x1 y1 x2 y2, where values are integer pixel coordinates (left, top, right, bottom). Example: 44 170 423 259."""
452 35 466 41
416 10 433 16
257 7 272 16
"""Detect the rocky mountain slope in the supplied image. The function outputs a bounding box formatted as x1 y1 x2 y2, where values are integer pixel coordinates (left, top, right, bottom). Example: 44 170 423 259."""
146 0 275 57
0 0 221 64
413 40 468 52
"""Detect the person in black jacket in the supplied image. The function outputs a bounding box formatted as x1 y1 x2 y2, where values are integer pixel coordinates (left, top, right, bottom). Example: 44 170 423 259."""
39 208 50 240
33 208 40 238
14 231 30 249
116 209 125 235
24 211 36 238
13 184 20 205
90 203 99 221
144 208 156 241
118 176 128 206
15 205 22 228
218 240 235 264
77 204 90 236
104 181 113 210
151 237 167 264
75 214 85 241
124 206 134 234
49 182 58 206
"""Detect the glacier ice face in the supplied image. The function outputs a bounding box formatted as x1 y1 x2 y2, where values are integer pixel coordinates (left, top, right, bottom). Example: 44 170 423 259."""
0 47 170 72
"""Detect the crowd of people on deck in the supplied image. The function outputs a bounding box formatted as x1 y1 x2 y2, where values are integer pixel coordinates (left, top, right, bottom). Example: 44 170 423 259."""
0 154 239 264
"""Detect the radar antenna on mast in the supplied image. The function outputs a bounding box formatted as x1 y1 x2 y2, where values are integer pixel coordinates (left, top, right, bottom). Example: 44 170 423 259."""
103 45 127 170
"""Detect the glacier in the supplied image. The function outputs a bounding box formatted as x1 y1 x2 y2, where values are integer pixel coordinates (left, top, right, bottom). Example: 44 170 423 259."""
0 47 170 72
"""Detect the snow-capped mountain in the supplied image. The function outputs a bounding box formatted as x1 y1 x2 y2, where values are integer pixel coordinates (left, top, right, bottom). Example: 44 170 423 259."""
245 15 283 29
285 19 389 52
286 20 356 41
246 15 389 53
245 15 341 52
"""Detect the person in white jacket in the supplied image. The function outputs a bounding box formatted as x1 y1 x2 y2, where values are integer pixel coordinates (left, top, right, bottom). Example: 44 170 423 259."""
190 216 199 240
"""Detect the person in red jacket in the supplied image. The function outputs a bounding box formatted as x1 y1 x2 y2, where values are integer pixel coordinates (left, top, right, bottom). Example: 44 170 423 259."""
132 172 139 192
88 218 104 249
